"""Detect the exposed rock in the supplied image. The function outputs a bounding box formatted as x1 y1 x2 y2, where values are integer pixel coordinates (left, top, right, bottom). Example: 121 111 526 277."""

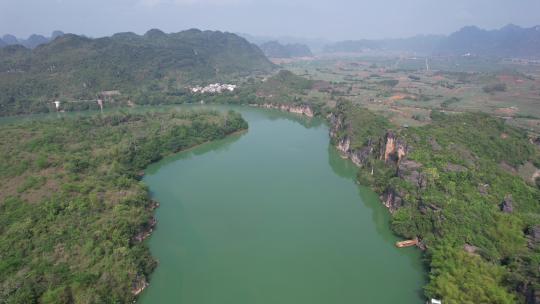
500 194 514 213
445 163 468 173
416 239 427 251
336 136 350 155
478 183 490 196
255 103 314 117
349 144 375 167
380 131 407 164
381 187 404 213
133 217 157 243
398 160 427 189
464 243 479 254
132 275 149 296
328 112 343 138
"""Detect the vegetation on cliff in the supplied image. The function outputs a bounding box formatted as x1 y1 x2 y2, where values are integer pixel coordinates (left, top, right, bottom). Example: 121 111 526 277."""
331 101 540 303
0 110 248 303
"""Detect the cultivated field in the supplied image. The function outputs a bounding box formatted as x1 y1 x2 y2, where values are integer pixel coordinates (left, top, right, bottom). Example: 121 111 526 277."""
281 56 540 135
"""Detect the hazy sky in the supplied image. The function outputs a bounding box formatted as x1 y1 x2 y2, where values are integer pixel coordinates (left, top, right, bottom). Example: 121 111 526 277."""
1 0 540 40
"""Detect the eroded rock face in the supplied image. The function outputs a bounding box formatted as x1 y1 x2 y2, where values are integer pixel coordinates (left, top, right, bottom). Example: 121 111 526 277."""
337 136 350 155
500 195 514 213
380 131 407 164
398 160 427 189
329 114 410 214
256 103 314 117
381 187 404 213
132 276 149 296
133 217 157 243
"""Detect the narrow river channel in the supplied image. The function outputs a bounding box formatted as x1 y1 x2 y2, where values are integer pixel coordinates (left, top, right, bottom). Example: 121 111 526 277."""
138 106 426 304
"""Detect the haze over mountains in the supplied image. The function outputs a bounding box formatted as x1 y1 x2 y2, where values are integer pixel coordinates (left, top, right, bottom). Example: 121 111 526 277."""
259 41 313 58
323 24 540 57
0 31 65 49
3 24 540 58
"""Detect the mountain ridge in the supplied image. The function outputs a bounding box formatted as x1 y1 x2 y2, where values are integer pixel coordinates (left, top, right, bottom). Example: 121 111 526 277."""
323 24 540 58
0 28 274 116
259 40 313 58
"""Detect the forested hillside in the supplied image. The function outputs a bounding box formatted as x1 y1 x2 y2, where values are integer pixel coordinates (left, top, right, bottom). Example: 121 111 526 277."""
0 29 274 116
331 101 540 303
0 110 248 303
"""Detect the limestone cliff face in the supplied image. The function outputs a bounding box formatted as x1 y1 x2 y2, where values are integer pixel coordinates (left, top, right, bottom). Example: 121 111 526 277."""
254 103 314 117
328 111 410 214
381 187 404 213
398 160 427 189
380 131 407 164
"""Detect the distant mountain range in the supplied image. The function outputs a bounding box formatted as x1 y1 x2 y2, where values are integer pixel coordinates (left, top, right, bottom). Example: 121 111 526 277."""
0 29 274 115
0 31 65 49
324 24 540 58
259 41 313 58
239 33 330 53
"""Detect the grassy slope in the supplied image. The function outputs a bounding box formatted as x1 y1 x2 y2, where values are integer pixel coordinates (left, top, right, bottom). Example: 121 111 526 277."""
333 101 540 303
0 110 247 303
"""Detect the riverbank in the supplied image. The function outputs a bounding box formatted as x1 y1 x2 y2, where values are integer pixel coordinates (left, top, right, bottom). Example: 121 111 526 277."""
137 106 425 304
327 101 540 303
0 110 248 303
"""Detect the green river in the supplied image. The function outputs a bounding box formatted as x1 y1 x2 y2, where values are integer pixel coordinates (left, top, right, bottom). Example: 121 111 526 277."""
136 106 426 303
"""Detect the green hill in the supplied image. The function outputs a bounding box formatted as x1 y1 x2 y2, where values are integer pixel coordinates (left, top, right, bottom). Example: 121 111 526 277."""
0 110 248 303
331 101 540 303
0 29 274 116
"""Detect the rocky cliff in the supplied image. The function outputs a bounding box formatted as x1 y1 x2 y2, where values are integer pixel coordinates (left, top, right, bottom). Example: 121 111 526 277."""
329 111 411 213
253 103 314 117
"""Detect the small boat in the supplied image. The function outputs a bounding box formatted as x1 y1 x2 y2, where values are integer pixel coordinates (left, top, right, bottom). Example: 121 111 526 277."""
395 238 418 248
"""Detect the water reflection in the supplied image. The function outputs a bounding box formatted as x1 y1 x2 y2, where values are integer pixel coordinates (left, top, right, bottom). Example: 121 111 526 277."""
145 131 246 175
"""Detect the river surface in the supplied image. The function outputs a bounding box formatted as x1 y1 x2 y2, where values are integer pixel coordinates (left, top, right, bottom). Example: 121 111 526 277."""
138 106 426 304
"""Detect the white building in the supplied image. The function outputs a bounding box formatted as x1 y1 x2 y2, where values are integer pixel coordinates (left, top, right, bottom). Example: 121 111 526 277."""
190 83 237 94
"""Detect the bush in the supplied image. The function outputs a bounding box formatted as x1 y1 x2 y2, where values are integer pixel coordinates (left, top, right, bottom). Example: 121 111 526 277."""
483 83 507 93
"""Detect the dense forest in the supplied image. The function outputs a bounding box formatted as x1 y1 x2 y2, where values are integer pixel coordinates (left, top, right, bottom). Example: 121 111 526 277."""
0 110 248 303
330 101 540 303
0 29 274 116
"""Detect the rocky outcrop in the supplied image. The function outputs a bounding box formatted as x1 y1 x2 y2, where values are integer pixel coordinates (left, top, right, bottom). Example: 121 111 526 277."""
464 243 479 255
500 194 514 213
132 275 149 296
380 131 407 164
336 136 350 155
133 217 157 243
329 111 409 214
398 160 427 189
253 103 314 117
381 187 404 213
